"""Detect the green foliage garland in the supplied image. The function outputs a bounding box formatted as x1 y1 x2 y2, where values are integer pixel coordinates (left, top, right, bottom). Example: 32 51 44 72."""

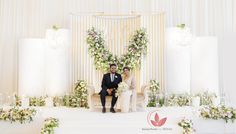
86 27 148 72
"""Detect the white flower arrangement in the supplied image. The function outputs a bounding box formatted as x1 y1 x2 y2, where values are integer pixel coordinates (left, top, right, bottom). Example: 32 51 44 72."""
0 107 36 124
115 82 129 97
178 118 195 134
14 95 22 106
53 96 63 107
29 96 46 106
61 80 89 108
73 80 88 108
200 105 236 123
147 80 160 107
14 80 89 108
155 91 218 107
149 80 160 93
41 117 59 134
63 95 80 108
165 93 192 107
86 27 148 73
195 91 217 106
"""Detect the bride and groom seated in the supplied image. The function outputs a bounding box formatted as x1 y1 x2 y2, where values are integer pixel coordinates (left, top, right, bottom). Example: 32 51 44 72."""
99 64 136 113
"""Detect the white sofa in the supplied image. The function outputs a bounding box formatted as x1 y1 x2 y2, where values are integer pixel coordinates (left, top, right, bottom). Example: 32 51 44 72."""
87 84 150 111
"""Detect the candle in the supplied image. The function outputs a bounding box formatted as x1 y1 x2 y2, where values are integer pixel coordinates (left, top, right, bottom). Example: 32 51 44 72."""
212 97 220 106
45 97 53 107
192 96 200 107
0 93 3 106
65 92 70 106
21 95 29 107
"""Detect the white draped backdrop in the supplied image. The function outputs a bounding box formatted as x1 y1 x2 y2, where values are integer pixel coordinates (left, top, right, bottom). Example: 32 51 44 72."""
0 0 236 100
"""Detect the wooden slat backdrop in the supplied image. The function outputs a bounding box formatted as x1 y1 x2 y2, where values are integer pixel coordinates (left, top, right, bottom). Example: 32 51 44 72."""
70 13 165 92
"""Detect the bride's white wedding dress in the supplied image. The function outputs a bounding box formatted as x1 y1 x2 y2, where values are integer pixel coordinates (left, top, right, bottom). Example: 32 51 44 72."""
123 75 137 112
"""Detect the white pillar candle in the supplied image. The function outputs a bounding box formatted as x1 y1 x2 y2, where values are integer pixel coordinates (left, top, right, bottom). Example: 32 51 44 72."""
192 96 200 107
45 97 53 107
21 96 29 107
212 97 220 106
0 93 3 106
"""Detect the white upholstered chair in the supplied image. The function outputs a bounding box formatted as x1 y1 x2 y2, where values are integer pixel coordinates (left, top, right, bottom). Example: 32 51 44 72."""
87 84 149 111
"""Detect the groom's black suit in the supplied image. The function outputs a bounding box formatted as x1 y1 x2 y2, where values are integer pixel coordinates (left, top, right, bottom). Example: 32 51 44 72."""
99 73 122 108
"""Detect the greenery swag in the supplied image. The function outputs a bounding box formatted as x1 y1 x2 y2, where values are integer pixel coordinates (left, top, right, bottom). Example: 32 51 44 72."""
86 27 148 72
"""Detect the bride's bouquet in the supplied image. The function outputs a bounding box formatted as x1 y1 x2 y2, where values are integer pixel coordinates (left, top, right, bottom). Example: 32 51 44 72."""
115 82 129 97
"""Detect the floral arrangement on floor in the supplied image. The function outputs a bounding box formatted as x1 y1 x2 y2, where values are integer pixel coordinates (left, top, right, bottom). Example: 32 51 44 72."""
0 107 36 124
165 93 192 107
53 96 63 107
147 90 218 107
52 25 59 31
29 96 46 106
200 105 236 123
15 95 22 106
115 82 129 97
53 95 78 107
147 80 161 107
178 118 195 134
86 27 148 73
195 91 217 105
41 117 59 134
62 95 79 108
60 80 89 108
73 80 88 108
12 80 88 108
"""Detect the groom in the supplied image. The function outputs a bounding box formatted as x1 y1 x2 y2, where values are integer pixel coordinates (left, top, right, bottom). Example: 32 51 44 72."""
99 64 122 113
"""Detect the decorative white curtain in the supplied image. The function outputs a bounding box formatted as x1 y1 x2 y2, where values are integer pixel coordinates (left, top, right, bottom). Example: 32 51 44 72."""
0 0 235 94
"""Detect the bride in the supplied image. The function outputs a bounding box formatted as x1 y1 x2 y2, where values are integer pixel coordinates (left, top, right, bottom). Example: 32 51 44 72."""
122 67 136 112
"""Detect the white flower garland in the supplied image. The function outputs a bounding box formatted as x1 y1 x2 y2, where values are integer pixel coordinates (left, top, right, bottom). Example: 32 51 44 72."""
200 105 236 123
165 94 192 107
86 27 148 72
0 107 36 124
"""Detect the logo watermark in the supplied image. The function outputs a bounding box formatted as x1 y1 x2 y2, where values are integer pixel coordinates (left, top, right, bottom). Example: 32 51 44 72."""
142 110 172 131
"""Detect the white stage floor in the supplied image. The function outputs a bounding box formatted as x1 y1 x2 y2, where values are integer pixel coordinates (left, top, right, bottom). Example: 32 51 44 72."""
0 107 235 134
